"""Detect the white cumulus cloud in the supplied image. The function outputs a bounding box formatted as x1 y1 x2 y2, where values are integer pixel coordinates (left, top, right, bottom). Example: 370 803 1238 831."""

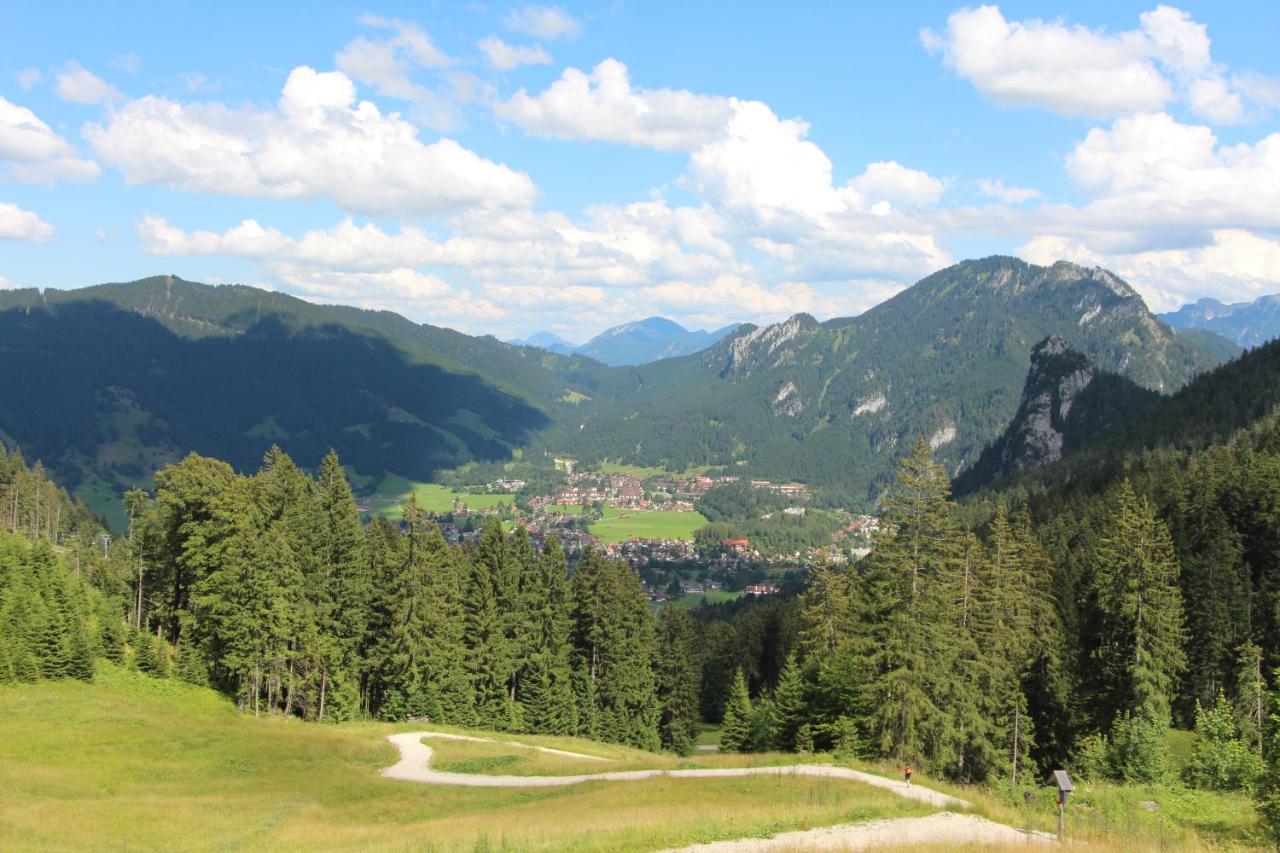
54 61 124 104
0 96 100 183
498 59 735 151
0 202 54 241
478 36 552 71
86 66 536 217
974 178 1040 203
503 5 581 40
923 5 1273 123
15 68 42 91
335 17 458 129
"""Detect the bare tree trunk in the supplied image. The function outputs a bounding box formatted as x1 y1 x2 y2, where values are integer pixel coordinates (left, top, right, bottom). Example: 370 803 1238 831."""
284 658 296 717
136 560 144 630
319 670 327 722
1012 697 1021 787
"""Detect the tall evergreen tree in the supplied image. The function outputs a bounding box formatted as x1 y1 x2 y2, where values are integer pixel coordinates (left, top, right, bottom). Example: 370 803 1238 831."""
571 550 659 750
773 651 809 752
656 606 701 755
465 520 514 727
861 439 968 771
521 537 577 734
719 669 753 753
1090 480 1187 725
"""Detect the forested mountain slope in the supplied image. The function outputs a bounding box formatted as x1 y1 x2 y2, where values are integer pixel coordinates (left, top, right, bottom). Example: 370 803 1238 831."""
0 276 622 508
556 257 1224 502
0 260 1228 514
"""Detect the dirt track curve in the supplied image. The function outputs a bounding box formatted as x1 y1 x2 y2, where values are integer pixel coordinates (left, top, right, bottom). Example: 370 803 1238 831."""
382 732 1055 850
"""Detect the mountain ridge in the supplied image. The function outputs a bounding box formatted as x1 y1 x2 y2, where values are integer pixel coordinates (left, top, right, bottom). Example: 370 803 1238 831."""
513 316 742 366
1160 293 1280 348
0 258 1230 515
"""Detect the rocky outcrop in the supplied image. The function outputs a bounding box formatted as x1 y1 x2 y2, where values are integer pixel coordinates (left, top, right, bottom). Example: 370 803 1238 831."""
953 335 1160 493
718 314 820 377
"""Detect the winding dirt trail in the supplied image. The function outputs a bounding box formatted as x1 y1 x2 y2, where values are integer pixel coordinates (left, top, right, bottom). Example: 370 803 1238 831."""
380 732 1056 849
383 731 965 807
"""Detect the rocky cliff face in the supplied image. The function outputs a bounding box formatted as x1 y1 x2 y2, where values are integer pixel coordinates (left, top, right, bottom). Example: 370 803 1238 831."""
953 335 1161 493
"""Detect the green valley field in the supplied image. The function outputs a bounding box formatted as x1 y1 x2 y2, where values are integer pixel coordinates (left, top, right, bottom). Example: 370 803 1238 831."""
364 475 515 519
588 507 708 543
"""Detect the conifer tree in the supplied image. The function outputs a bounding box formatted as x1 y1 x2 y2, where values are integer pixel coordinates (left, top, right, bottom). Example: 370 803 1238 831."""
571 550 659 749
1257 674 1280 843
719 669 753 752
773 651 809 752
1090 480 1187 724
522 537 577 734
314 450 370 720
1235 643 1266 759
465 520 513 727
798 553 853 656
862 439 966 769
506 526 541 708
656 606 701 755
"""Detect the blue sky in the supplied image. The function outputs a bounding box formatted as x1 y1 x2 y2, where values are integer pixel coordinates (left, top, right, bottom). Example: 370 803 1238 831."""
2 2 1278 340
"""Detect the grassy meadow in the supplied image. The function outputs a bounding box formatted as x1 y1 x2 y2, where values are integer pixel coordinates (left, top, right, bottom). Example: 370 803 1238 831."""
0 666 1266 851
666 589 744 610
364 474 514 519
588 506 708 543
0 667 932 851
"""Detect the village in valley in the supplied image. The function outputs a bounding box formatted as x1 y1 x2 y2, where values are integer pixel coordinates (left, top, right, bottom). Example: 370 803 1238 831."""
358 460 880 610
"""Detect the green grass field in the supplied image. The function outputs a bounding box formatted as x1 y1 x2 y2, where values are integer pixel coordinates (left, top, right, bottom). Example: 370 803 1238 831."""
666 589 744 610
588 507 708 543
365 474 514 519
597 461 715 479
0 667 1266 851
0 667 935 851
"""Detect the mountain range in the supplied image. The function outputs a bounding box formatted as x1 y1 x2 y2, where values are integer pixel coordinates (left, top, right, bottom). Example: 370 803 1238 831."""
510 317 740 366
553 257 1228 501
1160 293 1280 348
0 257 1237 521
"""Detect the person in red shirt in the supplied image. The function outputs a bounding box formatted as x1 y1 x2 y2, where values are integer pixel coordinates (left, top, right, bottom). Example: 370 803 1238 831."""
904 763 913 785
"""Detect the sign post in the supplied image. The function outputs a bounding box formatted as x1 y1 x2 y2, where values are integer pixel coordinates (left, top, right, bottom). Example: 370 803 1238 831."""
1051 770 1073 843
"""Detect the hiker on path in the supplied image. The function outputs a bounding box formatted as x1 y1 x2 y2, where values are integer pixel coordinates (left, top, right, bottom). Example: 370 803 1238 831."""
904 763 913 785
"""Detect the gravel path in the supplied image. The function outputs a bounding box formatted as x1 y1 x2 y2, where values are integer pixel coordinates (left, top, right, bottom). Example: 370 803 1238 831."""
381 732 968 808
660 812 1055 851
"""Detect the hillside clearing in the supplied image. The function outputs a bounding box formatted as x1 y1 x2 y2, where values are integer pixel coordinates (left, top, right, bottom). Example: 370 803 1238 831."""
0 669 932 851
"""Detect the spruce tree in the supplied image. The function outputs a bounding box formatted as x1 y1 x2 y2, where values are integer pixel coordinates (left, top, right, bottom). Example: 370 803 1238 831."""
656 606 701 755
773 652 809 752
522 537 577 734
719 669 753 753
571 550 660 750
315 450 370 720
1090 480 1187 724
465 520 513 727
798 553 853 657
862 439 966 770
